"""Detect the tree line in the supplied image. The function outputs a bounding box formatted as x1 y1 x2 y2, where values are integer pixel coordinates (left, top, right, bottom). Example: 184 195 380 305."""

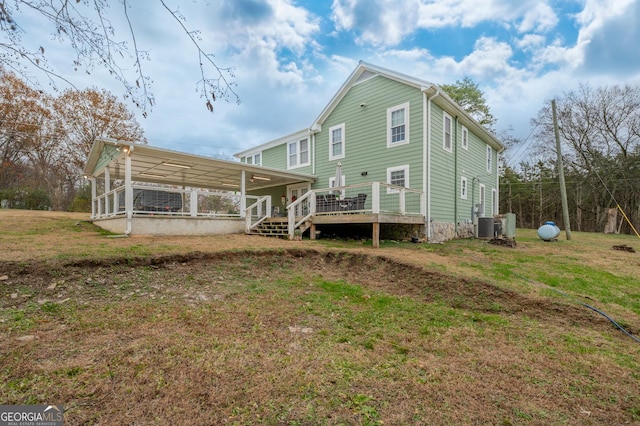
500 84 640 235
0 70 145 211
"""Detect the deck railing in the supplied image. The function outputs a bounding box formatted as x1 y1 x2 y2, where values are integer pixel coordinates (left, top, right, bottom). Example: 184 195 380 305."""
92 182 425 240
286 182 424 238
245 195 272 233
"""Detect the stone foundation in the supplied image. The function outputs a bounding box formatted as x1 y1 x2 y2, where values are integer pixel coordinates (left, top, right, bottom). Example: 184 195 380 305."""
428 221 474 242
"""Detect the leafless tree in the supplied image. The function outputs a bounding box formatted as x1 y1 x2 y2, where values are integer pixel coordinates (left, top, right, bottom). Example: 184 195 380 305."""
0 0 238 115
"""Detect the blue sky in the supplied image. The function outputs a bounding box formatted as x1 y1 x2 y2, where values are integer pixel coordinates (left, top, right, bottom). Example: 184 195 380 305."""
7 0 640 166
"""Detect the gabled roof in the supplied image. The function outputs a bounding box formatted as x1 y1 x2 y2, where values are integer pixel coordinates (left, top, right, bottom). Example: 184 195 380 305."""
313 61 503 151
234 128 310 159
312 61 434 128
232 61 503 156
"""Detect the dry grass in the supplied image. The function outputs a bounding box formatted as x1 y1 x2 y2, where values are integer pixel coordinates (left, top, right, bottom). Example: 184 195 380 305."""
1 210 639 425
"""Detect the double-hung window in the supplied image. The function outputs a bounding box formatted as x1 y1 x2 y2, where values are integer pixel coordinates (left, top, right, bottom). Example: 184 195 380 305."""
486 145 493 172
387 103 410 147
329 124 345 160
288 138 310 169
443 112 452 152
245 152 261 166
461 176 468 199
386 165 409 194
461 126 469 150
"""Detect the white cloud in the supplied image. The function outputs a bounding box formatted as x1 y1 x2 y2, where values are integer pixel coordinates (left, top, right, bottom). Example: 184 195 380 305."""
332 0 560 47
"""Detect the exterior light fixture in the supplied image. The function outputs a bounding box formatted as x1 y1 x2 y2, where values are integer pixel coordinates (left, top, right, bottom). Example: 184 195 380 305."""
251 175 271 181
163 162 191 169
138 173 165 179
281 194 286 205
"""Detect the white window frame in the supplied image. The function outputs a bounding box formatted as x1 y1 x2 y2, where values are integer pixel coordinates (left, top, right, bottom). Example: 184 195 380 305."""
479 183 486 216
486 145 493 172
443 112 452 152
461 126 469 150
492 188 497 216
287 138 310 170
329 123 345 161
244 152 261 165
461 176 468 199
387 102 410 147
386 165 409 194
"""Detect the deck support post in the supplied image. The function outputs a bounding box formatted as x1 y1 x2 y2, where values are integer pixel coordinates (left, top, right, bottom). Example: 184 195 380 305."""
372 222 380 248
310 223 317 240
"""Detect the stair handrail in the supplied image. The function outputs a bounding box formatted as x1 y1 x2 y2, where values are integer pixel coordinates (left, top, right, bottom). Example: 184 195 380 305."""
287 190 315 239
245 195 271 233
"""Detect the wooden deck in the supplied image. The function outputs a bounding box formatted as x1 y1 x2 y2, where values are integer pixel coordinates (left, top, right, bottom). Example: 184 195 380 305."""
308 213 425 248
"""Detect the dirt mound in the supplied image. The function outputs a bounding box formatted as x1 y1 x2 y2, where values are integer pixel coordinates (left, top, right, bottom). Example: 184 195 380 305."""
0 249 618 334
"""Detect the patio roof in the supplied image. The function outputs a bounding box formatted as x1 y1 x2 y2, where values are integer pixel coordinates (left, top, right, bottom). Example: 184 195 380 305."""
84 138 316 191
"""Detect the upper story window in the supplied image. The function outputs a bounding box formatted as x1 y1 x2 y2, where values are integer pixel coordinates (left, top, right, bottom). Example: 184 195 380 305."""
443 112 452 152
461 126 469 150
245 152 261 166
486 145 493 172
387 102 410 147
329 123 345 160
288 138 310 169
386 165 409 194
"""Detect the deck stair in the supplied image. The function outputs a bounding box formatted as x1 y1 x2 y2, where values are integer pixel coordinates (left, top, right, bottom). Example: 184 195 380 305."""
249 217 289 237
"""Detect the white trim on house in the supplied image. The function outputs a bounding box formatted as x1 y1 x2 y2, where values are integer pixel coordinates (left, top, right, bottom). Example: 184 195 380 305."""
492 188 497 216
287 137 310 170
386 164 409 194
234 128 310 159
329 123 345 161
387 102 410 147
443 111 453 153
461 126 469 150
486 145 493 173
244 152 262 166
461 176 468 199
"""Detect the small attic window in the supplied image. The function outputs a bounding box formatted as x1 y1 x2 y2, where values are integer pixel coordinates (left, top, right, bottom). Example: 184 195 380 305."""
355 70 377 84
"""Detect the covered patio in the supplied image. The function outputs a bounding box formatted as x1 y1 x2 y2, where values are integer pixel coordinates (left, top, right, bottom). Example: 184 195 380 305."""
83 138 315 236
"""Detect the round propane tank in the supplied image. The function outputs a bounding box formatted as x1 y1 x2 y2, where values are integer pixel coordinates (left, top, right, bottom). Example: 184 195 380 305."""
537 221 561 241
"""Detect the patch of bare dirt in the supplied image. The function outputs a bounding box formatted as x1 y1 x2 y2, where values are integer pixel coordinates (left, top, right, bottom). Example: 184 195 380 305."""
0 249 628 335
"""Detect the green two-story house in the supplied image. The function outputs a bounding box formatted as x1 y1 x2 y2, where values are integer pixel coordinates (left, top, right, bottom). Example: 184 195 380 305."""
235 61 504 243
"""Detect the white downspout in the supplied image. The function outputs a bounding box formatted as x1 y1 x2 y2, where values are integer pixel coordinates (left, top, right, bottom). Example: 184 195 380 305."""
426 87 441 240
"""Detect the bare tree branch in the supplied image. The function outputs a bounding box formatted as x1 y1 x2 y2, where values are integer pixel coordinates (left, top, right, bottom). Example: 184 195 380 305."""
0 0 238 114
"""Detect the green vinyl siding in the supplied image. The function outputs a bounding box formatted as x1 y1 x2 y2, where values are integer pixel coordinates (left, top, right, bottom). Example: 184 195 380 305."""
259 143 287 170
313 75 424 191
429 102 455 222
429 101 498 222
260 138 313 175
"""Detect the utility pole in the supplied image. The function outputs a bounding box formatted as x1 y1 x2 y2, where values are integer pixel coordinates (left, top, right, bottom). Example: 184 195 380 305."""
552 99 572 240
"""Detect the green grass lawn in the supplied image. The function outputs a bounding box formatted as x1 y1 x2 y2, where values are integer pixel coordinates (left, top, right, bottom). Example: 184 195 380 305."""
1 211 639 424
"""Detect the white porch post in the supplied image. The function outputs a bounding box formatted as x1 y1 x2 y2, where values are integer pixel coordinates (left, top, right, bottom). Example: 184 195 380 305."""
240 171 246 218
124 148 133 234
91 177 97 218
104 167 110 215
399 188 406 215
190 189 198 217
372 182 380 214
